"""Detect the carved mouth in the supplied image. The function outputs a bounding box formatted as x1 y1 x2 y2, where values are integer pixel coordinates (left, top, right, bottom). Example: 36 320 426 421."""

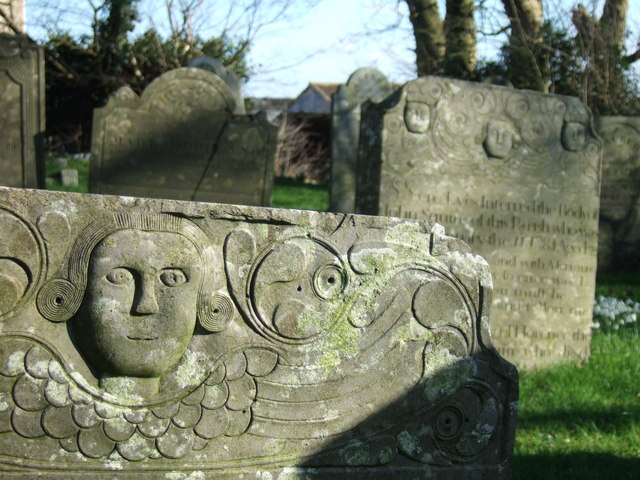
126 335 158 341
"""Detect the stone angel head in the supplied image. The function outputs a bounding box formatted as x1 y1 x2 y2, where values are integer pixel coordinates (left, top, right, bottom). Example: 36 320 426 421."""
37 213 226 394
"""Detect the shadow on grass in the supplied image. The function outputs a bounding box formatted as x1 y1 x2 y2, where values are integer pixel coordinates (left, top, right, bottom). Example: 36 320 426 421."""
513 452 640 480
596 270 640 300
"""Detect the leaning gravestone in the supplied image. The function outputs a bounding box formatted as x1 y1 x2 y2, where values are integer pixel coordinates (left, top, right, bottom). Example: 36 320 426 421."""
330 67 394 213
358 76 602 369
0 34 45 188
595 116 640 271
0 186 517 478
91 67 276 206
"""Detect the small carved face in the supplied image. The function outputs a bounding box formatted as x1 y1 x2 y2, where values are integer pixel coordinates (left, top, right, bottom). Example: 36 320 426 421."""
483 120 515 159
561 121 586 151
404 101 431 133
75 230 203 378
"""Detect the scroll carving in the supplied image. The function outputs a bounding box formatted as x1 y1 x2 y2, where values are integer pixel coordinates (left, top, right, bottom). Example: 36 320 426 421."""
0 188 517 478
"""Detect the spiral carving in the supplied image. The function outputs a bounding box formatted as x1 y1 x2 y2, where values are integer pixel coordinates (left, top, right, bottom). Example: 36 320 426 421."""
36 279 82 322
199 293 234 332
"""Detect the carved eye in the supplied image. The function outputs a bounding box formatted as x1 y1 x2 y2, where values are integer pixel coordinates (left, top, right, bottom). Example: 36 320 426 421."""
312 264 345 299
160 269 188 287
106 268 133 285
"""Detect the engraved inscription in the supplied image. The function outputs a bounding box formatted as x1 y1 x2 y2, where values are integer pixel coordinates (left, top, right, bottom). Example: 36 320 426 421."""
359 76 601 368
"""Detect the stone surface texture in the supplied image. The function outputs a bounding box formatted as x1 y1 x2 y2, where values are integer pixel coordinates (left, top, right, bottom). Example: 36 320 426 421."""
357 76 602 369
0 34 45 188
595 116 640 271
0 186 517 478
90 67 276 206
330 68 394 213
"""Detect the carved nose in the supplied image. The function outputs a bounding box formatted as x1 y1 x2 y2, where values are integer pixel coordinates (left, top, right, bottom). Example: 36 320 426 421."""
132 277 159 315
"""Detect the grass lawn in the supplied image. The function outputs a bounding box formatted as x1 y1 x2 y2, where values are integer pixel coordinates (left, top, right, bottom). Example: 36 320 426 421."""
513 329 640 479
44 156 639 478
271 176 329 211
45 154 90 193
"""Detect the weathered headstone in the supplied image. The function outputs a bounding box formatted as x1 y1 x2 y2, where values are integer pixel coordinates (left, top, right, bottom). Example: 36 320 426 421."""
595 116 640 271
91 67 276 206
330 67 394 213
358 76 602 369
188 56 246 114
0 34 45 188
0 186 517 478
60 168 79 187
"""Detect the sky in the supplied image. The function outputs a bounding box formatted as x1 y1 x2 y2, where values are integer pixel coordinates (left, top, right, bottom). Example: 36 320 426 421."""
24 0 640 100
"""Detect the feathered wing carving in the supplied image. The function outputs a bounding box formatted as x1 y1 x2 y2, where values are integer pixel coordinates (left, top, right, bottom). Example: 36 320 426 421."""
0 337 278 461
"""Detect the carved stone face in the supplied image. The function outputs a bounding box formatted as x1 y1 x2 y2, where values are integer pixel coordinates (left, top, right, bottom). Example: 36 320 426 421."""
404 101 431 133
561 121 586 151
483 120 515 159
75 229 202 378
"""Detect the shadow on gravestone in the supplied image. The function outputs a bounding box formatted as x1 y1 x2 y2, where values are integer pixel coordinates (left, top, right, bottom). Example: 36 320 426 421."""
0 34 45 188
0 187 516 478
595 116 640 272
356 76 602 370
90 67 277 206
330 67 394 214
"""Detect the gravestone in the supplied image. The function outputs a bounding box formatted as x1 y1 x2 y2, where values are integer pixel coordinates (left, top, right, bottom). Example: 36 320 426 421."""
595 116 640 271
91 67 276 206
0 186 517 478
0 34 45 188
330 67 393 213
358 76 602 369
60 168 79 187
188 56 246 114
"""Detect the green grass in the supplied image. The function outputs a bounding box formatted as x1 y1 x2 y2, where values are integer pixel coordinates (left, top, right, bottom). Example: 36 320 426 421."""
271 176 329 211
513 329 640 479
45 154 90 193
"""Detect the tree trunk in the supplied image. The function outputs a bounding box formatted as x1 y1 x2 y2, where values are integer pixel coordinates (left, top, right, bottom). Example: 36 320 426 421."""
572 0 633 114
501 0 547 91
443 0 476 79
405 0 445 76
600 0 629 48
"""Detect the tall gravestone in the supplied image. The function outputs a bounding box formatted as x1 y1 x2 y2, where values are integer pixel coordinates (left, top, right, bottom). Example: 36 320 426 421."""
0 186 517 478
595 116 640 271
358 76 602 369
330 68 393 213
0 34 45 188
91 67 276 206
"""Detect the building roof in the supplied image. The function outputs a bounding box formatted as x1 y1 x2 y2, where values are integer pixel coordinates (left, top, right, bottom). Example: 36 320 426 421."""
307 83 340 103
